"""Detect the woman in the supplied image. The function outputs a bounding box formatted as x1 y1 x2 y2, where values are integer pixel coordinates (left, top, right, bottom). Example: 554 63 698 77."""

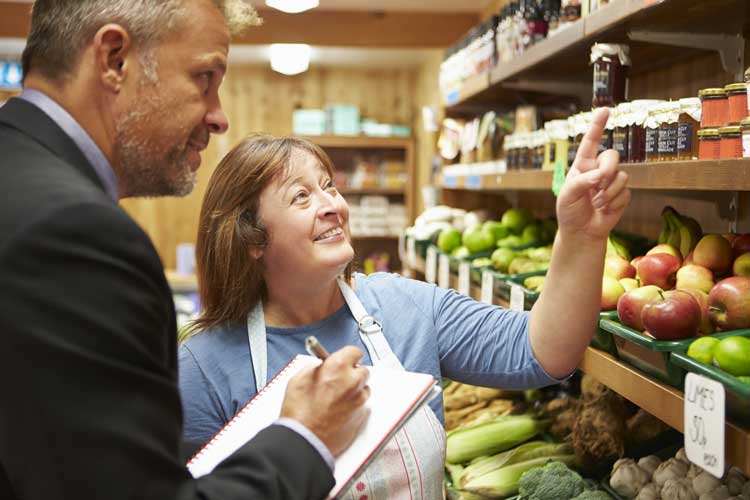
179 108 630 499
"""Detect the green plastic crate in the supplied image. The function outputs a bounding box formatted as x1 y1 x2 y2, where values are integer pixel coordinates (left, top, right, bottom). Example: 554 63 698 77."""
591 311 619 358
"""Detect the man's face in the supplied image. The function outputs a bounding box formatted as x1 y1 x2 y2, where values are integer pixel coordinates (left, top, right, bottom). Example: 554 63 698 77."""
114 0 230 198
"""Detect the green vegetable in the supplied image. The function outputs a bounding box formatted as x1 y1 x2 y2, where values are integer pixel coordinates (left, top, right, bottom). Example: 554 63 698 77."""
518 460 585 500
572 491 612 500
446 415 548 464
462 455 577 497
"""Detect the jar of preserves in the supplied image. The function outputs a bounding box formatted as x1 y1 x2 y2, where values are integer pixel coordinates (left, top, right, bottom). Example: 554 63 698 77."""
544 119 569 171
612 103 630 162
567 115 579 166
677 98 701 161
719 125 743 159
725 83 748 124
561 0 581 23
628 100 661 163
698 128 721 160
644 102 662 163
741 118 750 158
504 133 516 169
699 88 728 128
590 43 631 108
599 110 614 154
532 130 546 170
657 101 680 162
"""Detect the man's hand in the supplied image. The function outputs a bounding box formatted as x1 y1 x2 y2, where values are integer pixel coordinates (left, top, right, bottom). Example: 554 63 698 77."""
281 346 370 456
556 107 630 242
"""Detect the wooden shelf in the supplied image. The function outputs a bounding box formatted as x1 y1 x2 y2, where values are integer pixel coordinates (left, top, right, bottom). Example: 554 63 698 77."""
299 135 413 149
446 0 746 111
580 348 750 476
340 187 405 195
441 159 750 192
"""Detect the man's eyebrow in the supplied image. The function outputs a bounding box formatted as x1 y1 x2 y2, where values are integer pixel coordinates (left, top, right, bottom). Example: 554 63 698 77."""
197 54 227 74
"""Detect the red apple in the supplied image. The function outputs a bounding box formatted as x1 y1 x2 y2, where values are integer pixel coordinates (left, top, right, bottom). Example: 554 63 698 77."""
675 264 714 294
619 277 640 292
731 234 750 258
646 244 683 262
642 290 701 340
637 253 681 290
734 252 750 277
631 256 644 269
604 255 636 280
617 285 663 331
602 276 626 311
708 276 750 330
683 251 695 265
693 234 733 276
681 288 714 335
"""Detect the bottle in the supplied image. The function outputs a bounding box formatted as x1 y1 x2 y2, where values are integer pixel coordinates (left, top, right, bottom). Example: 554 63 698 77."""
657 101 680 162
590 43 631 108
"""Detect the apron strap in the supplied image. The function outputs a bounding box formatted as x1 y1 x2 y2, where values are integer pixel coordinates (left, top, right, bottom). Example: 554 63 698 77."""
246 302 267 391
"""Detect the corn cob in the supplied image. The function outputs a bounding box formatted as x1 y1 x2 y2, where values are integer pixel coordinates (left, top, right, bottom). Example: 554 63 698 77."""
446 414 548 464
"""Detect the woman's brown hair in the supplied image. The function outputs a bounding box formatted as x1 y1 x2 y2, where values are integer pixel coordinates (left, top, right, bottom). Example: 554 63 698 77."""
191 134 353 333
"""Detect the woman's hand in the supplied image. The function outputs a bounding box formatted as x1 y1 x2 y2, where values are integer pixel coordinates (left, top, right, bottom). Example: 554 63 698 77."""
556 107 630 243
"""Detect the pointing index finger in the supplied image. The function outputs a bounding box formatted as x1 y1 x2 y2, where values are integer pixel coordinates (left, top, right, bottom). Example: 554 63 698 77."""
574 107 610 171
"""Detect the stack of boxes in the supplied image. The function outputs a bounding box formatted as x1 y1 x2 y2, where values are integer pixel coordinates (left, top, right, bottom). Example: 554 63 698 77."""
349 196 408 237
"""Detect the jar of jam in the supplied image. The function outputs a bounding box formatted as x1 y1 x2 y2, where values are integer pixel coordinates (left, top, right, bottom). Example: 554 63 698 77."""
699 88 728 128
741 118 750 158
532 131 546 170
590 43 631 108
644 102 662 163
544 119 569 170
677 97 701 161
719 125 743 159
567 115 579 166
725 83 748 124
745 67 750 119
612 103 630 162
628 100 661 163
657 101 680 162
698 128 720 160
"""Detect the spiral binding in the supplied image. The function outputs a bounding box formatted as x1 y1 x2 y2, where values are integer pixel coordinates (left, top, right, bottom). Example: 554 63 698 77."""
187 355 307 466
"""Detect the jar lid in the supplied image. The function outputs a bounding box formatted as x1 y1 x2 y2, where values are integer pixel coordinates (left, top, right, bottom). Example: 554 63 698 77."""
699 88 727 98
698 128 720 137
590 43 631 66
719 125 742 134
724 83 747 93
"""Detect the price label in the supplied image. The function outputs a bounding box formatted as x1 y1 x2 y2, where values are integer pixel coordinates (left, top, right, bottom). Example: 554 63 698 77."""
458 262 471 295
444 175 458 188
465 175 482 190
481 270 494 304
510 285 525 312
425 247 438 284
684 373 725 478
438 254 451 289
407 237 417 268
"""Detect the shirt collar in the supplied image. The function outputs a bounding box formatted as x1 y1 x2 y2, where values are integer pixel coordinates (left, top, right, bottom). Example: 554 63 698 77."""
19 88 119 201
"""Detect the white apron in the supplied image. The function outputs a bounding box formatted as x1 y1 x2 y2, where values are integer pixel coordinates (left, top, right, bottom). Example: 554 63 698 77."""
246 279 447 500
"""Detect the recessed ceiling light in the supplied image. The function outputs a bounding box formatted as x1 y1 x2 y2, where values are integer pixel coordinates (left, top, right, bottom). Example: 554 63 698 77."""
265 0 319 14
270 44 311 75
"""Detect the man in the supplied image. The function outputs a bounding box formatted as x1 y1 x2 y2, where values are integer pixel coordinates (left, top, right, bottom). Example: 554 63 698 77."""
0 1 370 499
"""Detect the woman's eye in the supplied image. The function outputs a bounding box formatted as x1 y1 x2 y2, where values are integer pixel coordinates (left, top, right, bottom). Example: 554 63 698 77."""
293 191 309 203
324 181 337 191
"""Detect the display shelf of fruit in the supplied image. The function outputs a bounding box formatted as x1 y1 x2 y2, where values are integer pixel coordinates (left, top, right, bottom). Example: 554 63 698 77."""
591 311 620 358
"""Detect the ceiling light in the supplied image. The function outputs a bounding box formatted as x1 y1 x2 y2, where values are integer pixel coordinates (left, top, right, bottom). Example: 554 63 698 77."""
270 44 311 75
265 0 319 14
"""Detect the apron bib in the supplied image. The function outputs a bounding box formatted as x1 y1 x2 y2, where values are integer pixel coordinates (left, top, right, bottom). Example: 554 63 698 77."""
246 279 446 500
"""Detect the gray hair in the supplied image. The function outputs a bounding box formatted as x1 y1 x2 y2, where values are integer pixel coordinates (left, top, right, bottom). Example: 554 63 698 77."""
22 0 260 83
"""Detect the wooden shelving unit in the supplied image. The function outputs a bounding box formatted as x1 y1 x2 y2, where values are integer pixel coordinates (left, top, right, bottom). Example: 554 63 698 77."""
440 159 750 192
402 250 750 475
299 135 413 150
339 187 406 196
447 0 747 111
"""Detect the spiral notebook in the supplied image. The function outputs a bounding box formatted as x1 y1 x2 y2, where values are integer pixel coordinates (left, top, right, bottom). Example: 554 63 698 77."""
186 354 440 499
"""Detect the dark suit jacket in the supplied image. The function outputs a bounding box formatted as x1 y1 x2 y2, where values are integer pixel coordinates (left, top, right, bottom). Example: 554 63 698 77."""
0 98 335 500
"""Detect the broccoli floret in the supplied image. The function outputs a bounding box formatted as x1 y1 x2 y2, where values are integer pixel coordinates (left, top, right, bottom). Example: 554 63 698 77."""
518 461 586 500
572 490 612 500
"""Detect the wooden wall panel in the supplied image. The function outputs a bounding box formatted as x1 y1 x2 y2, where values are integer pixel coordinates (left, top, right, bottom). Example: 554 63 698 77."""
413 50 444 215
120 64 418 269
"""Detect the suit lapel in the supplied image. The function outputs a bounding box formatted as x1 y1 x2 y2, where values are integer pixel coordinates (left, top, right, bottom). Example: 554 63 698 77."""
0 97 107 194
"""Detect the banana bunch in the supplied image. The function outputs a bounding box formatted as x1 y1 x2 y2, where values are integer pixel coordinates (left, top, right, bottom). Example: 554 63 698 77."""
658 206 702 259
606 233 631 260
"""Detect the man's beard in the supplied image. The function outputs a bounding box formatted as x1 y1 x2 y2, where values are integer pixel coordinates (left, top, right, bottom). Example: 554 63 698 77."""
113 96 204 198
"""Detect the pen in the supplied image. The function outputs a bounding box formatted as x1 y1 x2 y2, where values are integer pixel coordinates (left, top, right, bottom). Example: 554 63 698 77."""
305 335 330 360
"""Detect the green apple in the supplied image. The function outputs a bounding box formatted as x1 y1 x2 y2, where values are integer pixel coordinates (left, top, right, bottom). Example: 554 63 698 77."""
501 208 533 235
462 225 495 253
496 235 524 249
491 247 516 273
482 221 509 244
523 275 546 292
452 246 470 259
520 224 543 246
471 257 493 268
437 228 462 253
526 246 552 262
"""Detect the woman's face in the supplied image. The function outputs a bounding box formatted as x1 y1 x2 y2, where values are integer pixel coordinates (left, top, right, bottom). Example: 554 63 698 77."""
256 149 353 283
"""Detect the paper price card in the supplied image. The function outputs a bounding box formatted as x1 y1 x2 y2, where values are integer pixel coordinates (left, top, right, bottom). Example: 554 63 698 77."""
684 373 725 478
481 270 494 304
425 247 438 284
510 285 525 312
458 262 471 296
438 254 451 289
407 237 416 268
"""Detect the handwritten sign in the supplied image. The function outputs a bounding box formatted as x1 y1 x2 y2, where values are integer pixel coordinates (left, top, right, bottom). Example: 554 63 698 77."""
438 254 451 289
425 247 437 284
684 373 725 478
458 262 471 295
510 285 525 312
481 270 494 304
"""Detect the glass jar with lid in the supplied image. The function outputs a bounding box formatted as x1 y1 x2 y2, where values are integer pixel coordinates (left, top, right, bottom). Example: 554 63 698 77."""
699 88 728 128
590 43 631 108
677 97 701 161
567 115 579 166
644 101 663 163
628 100 661 163
719 125 742 159
612 103 630 162
725 83 748 124
544 119 570 171
741 118 750 158
698 128 721 160
656 101 680 162
504 133 516 169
